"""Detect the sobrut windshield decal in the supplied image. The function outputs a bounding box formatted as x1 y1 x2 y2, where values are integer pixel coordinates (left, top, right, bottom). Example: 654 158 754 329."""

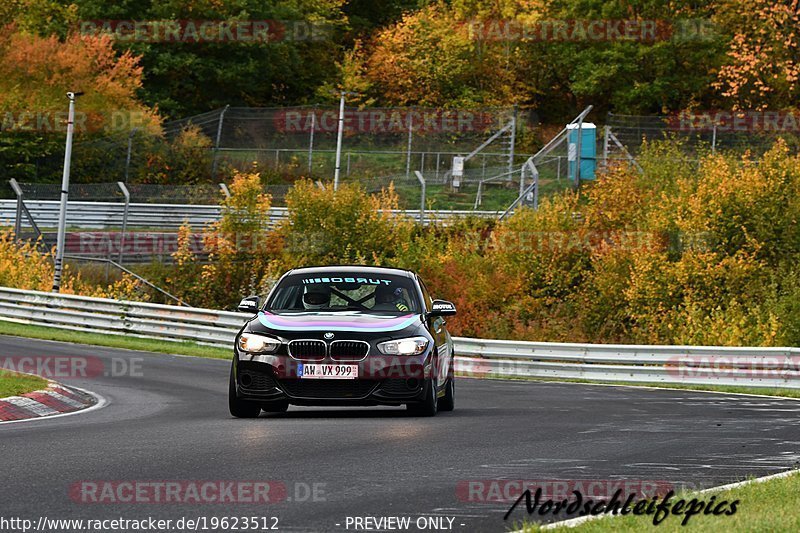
302 277 393 285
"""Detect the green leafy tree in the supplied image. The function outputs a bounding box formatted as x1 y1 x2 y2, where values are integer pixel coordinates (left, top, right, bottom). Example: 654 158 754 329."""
74 0 348 117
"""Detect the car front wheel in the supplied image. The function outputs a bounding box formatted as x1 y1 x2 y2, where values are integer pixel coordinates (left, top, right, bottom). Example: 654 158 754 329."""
229 364 262 418
438 377 454 412
407 377 438 417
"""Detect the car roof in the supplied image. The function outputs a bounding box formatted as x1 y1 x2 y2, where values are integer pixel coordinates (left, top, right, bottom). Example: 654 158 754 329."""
286 265 416 279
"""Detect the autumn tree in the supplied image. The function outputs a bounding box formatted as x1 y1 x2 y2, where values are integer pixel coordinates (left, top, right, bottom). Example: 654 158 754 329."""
0 25 159 180
345 3 530 107
715 0 800 110
343 0 727 119
0 27 158 132
74 0 348 118
0 0 76 37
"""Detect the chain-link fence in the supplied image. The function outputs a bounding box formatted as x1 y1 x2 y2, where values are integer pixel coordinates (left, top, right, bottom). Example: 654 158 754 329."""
206 106 525 180
4 105 543 209
605 113 800 161
15 106 532 183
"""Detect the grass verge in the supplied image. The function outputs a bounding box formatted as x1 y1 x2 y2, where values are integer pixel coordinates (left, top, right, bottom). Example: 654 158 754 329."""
0 370 49 396
519 471 800 531
0 320 231 360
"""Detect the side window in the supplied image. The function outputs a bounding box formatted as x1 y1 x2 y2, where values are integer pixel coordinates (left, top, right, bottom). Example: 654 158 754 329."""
418 279 434 312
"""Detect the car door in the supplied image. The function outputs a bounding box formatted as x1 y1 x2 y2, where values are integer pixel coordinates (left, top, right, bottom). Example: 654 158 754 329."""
419 277 451 389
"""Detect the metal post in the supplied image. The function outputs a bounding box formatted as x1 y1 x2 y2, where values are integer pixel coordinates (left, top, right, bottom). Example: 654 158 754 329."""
124 127 137 183
53 91 81 292
211 105 229 179
405 112 413 178
308 106 316 173
557 156 562 180
106 240 111 282
603 125 610 168
117 182 130 264
712 123 717 154
435 152 440 180
414 171 426 225
275 149 280 170
474 181 483 209
219 183 231 199
9 178 23 239
574 115 584 188
507 105 517 180
334 92 346 190
346 152 351 176
420 152 425 172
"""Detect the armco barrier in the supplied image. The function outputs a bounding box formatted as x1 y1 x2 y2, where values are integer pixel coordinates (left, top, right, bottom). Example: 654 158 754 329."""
0 286 797 389
0 200 500 230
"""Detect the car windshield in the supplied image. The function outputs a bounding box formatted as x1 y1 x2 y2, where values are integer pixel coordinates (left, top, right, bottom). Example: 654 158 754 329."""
266 272 420 315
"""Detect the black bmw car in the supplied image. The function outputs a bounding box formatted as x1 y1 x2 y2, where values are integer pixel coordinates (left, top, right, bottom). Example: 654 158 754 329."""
229 266 457 418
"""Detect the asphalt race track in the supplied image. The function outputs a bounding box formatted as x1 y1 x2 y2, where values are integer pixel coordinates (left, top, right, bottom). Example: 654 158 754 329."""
2 335 799 532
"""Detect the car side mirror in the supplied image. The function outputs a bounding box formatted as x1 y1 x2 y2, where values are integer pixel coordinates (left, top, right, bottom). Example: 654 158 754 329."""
237 296 261 314
429 299 457 317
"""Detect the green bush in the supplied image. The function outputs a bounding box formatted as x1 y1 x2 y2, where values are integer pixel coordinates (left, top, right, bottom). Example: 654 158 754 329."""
277 180 414 266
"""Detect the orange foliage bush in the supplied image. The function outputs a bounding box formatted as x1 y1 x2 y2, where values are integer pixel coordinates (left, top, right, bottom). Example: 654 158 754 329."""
0 25 159 133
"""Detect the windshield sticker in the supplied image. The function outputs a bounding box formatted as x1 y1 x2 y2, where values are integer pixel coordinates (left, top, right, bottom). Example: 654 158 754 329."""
302 277 392 285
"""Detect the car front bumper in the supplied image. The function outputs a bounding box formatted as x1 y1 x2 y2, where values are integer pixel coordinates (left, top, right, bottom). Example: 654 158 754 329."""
234 353 432 405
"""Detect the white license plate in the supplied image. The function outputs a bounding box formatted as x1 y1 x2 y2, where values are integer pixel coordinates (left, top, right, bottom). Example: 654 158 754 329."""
299 363 359 379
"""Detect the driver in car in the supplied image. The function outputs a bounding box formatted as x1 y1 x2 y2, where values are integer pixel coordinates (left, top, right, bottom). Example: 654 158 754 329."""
372 285 410 312
303 285 331 310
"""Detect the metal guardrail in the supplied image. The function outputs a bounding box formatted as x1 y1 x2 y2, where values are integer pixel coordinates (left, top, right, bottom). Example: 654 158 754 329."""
0 200 501 230
454 339 800 389
0 287 798 389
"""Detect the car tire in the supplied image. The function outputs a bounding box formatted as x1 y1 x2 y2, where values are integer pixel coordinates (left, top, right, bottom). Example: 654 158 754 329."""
261 400 289 413
407 377 437 417
438 376 455 412
229 364 262 418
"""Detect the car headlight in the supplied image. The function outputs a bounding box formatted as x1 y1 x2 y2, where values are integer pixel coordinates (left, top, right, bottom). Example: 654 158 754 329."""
377 336 429 356
238 333 281 354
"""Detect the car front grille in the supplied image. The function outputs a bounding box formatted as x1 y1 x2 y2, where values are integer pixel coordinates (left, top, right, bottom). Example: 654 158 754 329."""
288 340 326 361
278 379 379 399
329 340 370 361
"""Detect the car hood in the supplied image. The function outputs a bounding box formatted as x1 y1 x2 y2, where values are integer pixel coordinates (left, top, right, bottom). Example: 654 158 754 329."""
249 311 423 339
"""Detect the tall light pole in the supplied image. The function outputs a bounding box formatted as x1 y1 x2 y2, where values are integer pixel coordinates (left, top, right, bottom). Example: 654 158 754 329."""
333 91 346 190
53 91 82 292
333 90 358 191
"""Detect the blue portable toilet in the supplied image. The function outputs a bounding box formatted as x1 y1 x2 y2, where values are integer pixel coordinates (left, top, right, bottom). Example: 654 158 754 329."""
567 122 596 181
